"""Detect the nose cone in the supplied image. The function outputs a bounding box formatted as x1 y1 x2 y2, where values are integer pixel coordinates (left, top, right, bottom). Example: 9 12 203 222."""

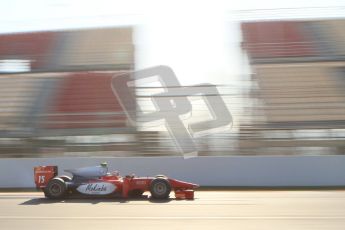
169 179 200 190
193 184 200 189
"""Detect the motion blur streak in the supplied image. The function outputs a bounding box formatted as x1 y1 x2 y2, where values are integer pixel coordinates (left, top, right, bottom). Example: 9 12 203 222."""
1 191 345 230
2 11 345 157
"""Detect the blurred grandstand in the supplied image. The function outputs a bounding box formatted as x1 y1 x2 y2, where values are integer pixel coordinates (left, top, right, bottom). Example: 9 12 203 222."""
241 19 345 155
0 25 240 157
0 27 138 157
2 18 345 157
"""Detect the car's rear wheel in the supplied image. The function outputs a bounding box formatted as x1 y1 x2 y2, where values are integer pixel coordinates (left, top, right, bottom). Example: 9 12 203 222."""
59 175 72 182
44 178 67 199
150 178 171 199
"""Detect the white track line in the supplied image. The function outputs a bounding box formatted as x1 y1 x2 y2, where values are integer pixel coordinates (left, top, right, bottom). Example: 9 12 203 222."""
0 216 344 220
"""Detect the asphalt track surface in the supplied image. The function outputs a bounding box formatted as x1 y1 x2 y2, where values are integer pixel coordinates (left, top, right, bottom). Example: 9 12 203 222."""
0 190 345 230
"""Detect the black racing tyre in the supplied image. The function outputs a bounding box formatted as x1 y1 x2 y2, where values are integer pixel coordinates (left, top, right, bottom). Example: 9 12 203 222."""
150 178 171 199
128 189 144 198
59 175 72 182
44 178 67 199
155 175 167 179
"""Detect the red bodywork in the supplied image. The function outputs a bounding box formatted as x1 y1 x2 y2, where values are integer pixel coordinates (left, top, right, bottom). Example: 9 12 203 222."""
34 166 58 188
34 166 199 199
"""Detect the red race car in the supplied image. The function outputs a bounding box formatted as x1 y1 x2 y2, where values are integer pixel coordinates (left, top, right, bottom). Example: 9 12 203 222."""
34 163 198 200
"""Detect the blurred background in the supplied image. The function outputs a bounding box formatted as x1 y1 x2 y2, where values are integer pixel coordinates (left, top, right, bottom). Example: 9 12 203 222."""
1 0 345 157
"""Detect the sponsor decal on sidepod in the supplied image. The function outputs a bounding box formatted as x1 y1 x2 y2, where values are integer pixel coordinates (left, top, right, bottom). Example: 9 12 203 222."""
77 182 116 195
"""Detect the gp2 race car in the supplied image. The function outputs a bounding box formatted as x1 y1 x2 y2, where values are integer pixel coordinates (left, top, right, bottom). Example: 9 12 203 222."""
34 163 199 200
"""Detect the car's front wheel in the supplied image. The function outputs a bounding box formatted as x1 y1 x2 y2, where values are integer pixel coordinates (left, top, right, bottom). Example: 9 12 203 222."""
44 178 67 199
150 178 171 199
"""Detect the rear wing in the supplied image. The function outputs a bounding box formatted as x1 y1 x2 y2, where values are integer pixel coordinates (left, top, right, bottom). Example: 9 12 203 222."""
34 166 58 189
